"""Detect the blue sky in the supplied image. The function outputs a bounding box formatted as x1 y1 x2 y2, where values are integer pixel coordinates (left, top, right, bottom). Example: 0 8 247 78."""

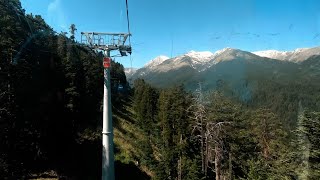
21 0 320 68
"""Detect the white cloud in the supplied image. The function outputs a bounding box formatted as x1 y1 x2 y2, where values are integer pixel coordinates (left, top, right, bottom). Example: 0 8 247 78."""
48 0 60 12
47 0 67 32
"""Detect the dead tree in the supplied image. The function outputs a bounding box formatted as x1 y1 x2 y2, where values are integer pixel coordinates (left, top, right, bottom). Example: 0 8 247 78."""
207 121 231 180
190 86 235 180
189 83 210 175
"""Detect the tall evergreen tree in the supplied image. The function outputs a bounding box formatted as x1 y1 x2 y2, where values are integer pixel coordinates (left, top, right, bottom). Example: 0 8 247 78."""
294 110 320 179
69 24 77 42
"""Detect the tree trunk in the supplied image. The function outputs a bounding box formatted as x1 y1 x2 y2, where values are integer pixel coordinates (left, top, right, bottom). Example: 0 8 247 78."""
205 137 209 176
178 134 182 180
215 143 221 180
228 151 232 180
201 124 205 173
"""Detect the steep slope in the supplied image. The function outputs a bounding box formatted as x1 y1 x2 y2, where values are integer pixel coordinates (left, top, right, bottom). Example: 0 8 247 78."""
134 54 320 126
130 47 320 90
129 56 169 79
144 55 169 69
130 48 268 89
300 55 320 79
130 51 214 87
127 48 320 128
212 48 263 63
199 55 300 94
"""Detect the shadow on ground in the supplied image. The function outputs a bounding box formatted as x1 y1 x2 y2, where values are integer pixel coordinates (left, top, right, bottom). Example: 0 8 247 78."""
115 161 150 180
70 141 150 180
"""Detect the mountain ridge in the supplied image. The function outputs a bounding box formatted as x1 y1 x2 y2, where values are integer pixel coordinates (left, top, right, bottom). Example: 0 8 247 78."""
252 46 320 62
128 48 266 79
127 46 320 92
127 46 320 80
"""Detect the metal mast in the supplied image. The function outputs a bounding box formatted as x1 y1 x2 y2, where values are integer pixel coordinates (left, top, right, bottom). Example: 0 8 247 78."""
81 32 131 180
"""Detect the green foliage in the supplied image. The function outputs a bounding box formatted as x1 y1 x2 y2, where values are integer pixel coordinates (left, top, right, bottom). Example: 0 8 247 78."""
0 1 131 178
294 111 320 179
133 79 158 136
132 80 317 180
181 157 203 180
69 24 77 41
133 83 203 180
2 0 320 179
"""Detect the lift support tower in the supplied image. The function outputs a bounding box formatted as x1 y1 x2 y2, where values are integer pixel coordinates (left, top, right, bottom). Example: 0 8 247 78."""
81 32 131 180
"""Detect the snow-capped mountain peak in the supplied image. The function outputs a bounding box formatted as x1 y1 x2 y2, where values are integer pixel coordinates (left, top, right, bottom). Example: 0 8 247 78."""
211 47 238 57
124 67 137 74
144 55 169 68
141 48 256 73
185 50 214 60
252 50 289 60
129 46 320 81
214 47 233 54
252 47 320 62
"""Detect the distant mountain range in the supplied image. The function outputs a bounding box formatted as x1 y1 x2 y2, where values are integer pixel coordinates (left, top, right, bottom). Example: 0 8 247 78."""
253 47 320 62
124 68 138 77
125 46 320 90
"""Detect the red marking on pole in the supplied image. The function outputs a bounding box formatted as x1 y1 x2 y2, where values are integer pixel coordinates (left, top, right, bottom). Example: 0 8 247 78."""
103 57 111 68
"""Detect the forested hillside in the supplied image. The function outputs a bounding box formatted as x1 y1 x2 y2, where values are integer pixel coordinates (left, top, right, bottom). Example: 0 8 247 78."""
0 0 134 179
1 0 320 180
130 78 320 180
131 53 320 127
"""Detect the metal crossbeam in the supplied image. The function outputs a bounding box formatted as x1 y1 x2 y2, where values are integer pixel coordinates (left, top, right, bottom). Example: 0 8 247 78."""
81 32 131 51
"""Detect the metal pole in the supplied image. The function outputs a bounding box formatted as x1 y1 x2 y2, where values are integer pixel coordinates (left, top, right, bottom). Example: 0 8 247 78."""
102 50 114 180
80 32 130 179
